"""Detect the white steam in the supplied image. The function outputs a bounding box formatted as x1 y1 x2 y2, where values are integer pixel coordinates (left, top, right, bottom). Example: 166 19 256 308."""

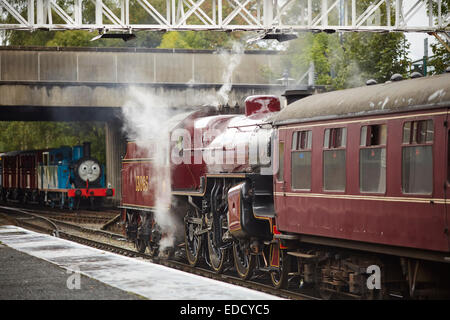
217 42 244 106
122 88 179 254
121 42 245 253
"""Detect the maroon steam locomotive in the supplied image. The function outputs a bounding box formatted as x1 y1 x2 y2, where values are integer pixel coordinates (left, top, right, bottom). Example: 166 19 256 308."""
120 72 450 299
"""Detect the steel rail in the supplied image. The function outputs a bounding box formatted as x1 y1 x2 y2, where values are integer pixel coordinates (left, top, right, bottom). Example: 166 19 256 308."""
0 205 319 300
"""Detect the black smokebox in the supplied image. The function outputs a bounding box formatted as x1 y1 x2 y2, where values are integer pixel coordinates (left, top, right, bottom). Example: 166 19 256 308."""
83 142 91 158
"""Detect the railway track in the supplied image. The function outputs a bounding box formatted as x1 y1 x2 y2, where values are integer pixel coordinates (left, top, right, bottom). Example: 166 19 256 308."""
0 205 319 300
0 203 121 231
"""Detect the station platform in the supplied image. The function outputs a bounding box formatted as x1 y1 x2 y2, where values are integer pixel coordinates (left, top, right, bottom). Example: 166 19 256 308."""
0 226 280 300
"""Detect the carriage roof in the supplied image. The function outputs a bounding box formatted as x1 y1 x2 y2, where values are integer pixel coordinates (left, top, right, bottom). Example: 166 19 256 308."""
273 73 450 126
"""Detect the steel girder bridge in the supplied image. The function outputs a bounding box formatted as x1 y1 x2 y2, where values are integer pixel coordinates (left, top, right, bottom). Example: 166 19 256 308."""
0 0 449 41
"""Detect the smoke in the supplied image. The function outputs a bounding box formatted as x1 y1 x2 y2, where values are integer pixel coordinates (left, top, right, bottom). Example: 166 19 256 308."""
216 41 244 106
121 41 245 254
345 61 365 88
121 88 180 254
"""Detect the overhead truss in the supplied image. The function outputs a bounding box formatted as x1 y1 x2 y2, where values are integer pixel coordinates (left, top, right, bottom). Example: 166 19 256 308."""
0 0 448 34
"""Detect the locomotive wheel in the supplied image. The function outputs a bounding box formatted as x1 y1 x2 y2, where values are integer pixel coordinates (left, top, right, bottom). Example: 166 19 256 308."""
135 239 147 253
147 241 159 257
134 213 150 254
233 241 255 280
184 209 202 266
207 216 226 273
270 249 290 289
207 232 225 273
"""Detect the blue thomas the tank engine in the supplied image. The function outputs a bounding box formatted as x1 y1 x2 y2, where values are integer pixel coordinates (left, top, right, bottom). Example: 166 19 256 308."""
1 142 114 209
39 142 114 209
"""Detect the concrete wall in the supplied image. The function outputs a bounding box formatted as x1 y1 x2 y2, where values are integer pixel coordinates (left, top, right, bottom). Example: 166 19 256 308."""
0 47 286 207
0 47 283 85
105 121 127 205
0 82 286 111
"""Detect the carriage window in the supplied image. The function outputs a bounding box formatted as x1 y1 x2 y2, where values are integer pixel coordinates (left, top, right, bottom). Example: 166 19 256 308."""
360 124 387 193
277 142 284 181
324 127 346 148
402 120 433 194
291 131 312 190
403 120 433 144
323 128 346 191
361 124 387 146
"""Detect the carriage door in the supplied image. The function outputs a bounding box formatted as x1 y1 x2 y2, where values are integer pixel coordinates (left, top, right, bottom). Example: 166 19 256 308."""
274 129 287 217
446 125 450 246
42 152 49 190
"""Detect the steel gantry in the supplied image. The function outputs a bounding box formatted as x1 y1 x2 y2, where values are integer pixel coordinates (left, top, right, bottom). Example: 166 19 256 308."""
0 0 449 34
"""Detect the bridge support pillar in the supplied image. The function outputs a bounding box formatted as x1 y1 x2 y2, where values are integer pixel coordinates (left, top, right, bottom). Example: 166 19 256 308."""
105 120 126 207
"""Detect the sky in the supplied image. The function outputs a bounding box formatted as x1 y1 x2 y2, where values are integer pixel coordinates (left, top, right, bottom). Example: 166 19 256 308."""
404 2 437 62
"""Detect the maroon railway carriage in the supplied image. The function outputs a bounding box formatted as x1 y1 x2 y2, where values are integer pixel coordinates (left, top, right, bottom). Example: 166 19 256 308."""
272 73 450 298
1 151 20 201
18 150 42 203
0 150 40 202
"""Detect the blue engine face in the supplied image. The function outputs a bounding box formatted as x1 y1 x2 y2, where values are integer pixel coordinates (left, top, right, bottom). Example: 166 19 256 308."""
39 144 105 190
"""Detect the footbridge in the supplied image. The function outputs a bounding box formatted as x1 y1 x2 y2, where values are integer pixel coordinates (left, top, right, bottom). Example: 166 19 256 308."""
0 46 286 204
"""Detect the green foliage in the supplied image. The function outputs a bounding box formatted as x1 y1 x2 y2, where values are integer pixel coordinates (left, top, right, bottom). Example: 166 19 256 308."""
343 32 410 83
429 42 450 74
45 30 101 47
0 122 106 165
429 0 450 74
1 0 163 48
158 31 245 50
282 31 410 90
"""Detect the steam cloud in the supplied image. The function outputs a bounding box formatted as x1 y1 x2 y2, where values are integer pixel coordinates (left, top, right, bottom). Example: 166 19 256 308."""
121 88 179 254
217 42 244 106
121 42 244 253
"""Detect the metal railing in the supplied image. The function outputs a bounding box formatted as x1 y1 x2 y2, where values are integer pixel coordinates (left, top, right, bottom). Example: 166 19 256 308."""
0 0 448 35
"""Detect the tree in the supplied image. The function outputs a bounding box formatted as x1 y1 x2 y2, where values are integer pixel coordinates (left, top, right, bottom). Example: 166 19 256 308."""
1 0 164 48
0 122 106 164
158 31 245 50
429 0 450 74
280 0 411 89
343 32 410 84
282 31 410 90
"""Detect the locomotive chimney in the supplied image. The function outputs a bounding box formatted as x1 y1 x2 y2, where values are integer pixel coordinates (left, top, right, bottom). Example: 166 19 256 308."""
223 103 230 114
244 95 281 117
234 102 240 114
83 142 91 158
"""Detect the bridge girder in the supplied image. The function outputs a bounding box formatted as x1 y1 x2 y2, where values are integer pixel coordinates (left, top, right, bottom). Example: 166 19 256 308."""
0 0 448 35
